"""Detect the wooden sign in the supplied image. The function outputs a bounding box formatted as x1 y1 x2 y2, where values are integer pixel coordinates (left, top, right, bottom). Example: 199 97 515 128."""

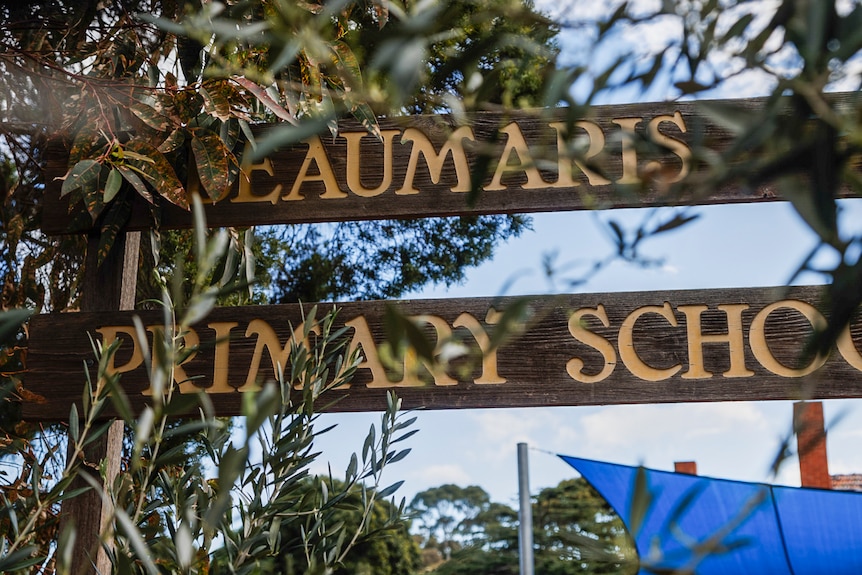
23 285 862 419
45 97 860 234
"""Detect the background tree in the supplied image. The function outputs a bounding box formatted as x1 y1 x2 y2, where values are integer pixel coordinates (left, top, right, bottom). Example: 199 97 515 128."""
409 483 491 560
275 479 422 575
410 479 637 574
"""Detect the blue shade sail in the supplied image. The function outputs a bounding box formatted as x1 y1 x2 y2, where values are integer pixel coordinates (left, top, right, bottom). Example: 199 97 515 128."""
559 455 862 575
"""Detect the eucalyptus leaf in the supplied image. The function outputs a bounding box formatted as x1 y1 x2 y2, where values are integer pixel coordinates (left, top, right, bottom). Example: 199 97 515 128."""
61 159 101 198
103 167 123 203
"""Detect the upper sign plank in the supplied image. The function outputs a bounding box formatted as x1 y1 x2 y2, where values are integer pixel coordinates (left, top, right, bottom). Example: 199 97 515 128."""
43 97 860 234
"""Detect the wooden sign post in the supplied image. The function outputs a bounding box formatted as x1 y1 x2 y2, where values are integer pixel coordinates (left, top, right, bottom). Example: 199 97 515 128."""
56 231 140 573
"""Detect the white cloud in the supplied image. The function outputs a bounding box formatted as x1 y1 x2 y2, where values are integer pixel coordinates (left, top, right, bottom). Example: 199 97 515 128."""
580 402 768 449
406 463 472 487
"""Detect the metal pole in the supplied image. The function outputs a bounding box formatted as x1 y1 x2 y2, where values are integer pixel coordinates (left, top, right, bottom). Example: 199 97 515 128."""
518 442 534 575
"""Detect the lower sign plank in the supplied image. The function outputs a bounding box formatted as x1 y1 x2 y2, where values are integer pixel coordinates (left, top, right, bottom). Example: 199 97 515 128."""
23 285 862 419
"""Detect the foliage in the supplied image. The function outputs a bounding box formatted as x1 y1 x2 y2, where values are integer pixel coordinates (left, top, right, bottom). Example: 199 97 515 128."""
565 0 862 351
410 479 636 575
0 0 549 316
4 0 862 572
0 205 416 574
275 478 422 575
409 483 491 559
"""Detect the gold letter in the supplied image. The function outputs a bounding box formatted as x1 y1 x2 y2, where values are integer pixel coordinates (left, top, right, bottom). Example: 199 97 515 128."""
613 117 642 185
453 312 506 384
396 126 475 195
567 306 616 384
141 326 200 396
233 140 282 204
619 303 682 381
282 135 346 201
646 112 692 184
346 316 390 388
484 122 547 191
240 319 320 392
678 304 753 379
342 129 400 197
749 300 828 377
397 315 458 386
838 322 862 370
548 121 612 187
194 322 239 394
96 326 144 376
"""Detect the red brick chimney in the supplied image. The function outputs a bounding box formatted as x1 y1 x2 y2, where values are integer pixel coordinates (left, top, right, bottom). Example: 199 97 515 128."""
794 401 832 489
674 461 698 475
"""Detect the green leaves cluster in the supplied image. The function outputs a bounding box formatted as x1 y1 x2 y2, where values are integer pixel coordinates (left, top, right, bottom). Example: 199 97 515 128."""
0 206 417 574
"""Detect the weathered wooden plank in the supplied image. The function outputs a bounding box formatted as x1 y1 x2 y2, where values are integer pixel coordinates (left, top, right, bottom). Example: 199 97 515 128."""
22 285 862 418
41 96 861 234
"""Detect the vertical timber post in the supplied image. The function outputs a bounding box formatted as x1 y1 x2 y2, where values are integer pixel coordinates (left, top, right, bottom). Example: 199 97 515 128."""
58 231 140 573
517 442 534 575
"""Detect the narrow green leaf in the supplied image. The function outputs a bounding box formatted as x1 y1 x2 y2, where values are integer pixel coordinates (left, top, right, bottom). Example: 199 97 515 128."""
61 159 101 198
488 299 530 350
249 116 334 161
56 522 76 575
191 132 233 202
378 480 404 498
628 466 653 536
83 419 116 447
721 13 755 43
246 382 279 437
362 424 375 463
116 165 154 203
55 486 92 503
113 507 160 575
0 547 43 572
103 167 123 203
346 453 358 480
387 448 411 464
2 493 18 537
651 212 700 235
123 139 188 209
69 404 79 443
391 428 419 444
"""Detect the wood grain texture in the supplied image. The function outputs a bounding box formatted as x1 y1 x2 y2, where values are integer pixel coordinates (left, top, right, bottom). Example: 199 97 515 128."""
23 285 862 419
41 95 862 234
57 232 140 574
